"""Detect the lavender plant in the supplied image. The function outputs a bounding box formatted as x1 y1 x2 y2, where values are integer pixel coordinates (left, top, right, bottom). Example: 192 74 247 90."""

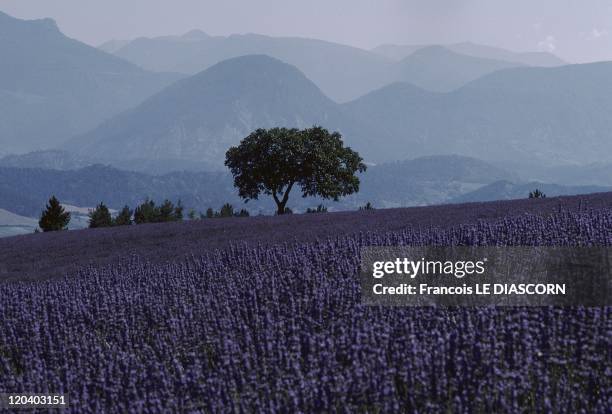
0 207 610 413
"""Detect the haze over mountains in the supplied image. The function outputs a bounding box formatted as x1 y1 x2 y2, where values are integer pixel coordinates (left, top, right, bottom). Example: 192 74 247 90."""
0 12 182 155
65 53 612 169
371 42 565 67
0 155 533 219
1 9 611 233
346 62 612 165
66 55 374 168
100 31 560 102
1 154 605 238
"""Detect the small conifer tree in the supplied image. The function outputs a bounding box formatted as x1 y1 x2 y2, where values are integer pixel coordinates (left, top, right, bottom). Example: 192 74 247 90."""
39 196 71 232
219 203 234 217
114 206 133 226
174 200 184 221
88 203 113 228
134 199 158 224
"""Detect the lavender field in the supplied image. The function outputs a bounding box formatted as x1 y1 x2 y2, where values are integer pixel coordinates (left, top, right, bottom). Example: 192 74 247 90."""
1 195 611 412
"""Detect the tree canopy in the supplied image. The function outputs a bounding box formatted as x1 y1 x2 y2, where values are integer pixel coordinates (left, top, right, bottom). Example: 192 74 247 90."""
225 126 366 215
88 202 113 228
39 196 71 232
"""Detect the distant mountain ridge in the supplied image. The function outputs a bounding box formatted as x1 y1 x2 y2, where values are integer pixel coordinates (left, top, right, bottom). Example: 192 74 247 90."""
0 155 518 218
451 180 611 203
65 55 377 166
108 32 391 102
390 45 522 92
63 54 612 167
104 32 542 101
344 61 612 165
0 11 182 154
371 42 565 67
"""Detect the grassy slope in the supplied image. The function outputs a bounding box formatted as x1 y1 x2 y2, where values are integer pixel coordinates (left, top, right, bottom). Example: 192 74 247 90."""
1 192 611 281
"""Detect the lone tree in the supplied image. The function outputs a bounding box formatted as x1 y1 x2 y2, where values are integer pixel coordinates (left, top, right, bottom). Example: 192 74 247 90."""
225 126 366 215
88 203 113 228
39 196 71 232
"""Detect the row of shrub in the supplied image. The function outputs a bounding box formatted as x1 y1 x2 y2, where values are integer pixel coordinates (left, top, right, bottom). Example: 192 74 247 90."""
88 199 184 228
190 203 250 219
37 196 377 232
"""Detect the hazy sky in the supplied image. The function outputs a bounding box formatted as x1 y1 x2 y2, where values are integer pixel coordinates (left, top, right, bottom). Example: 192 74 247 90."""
1 0 611 63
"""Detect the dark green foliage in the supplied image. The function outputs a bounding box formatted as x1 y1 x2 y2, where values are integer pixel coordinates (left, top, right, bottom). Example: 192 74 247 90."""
114 206 133 226
225 126 366 215
529 189 546 199
219 203 234 218
158 200 175 222
133 199 184 224
203 204 251 218
359 202 375 211
38 196 70 232
134 199 158 224
88 203 113 228
306 204 327 213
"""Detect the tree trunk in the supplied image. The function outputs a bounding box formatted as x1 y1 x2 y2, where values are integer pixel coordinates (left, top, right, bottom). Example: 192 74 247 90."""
273 182 294 215
276 200 287 215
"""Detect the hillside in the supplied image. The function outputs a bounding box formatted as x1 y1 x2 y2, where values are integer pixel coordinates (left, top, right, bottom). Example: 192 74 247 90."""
106 33 528 101
372 42 565 66
0 155 516 217
109 32 392 102
64 55 612 167
0 165 234 217
391 46 522 92
344 62 612 165
2 191 611 281
0 11 181 153
0 150 219 174
451 180 611 203
65 55 376 166
0 209 38 238
343 155 517 207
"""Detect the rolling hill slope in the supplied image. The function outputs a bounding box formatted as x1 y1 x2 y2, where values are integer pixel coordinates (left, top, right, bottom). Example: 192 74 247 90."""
391 46 522 92
64 55 612 168
108 32 391 102
1 191 611 280
343 61 612 165
65 55 377 166
0 11 181 153
105 33 529 101
451 180 611 203
372 42 565 66
2 156 605 222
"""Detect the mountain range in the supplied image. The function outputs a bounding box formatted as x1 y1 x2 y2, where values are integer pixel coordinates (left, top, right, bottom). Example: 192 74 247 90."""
65 55 375 167
1 154 604 235
61 53 612 168
450 180 610 203
2 11 588 168
344 61 612 165
1 10 610 214
0 155 517 219
0 11 182 154
371 42 565 66
100 31 557 101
